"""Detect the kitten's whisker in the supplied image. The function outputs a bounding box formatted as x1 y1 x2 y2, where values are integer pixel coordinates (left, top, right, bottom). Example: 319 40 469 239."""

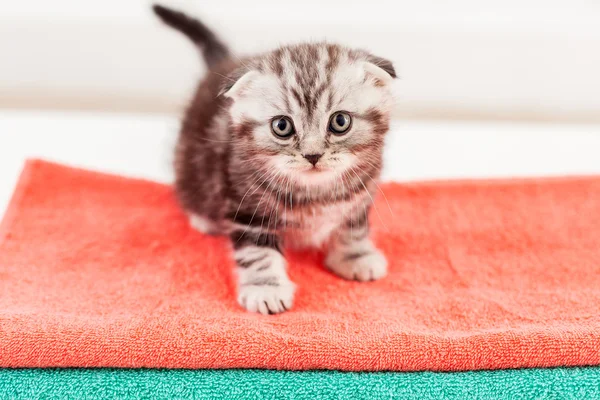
234 170 279 246
288 176 294 215
347 169 367 235
274 176 285 230
339 170 353 236
266 174 283 233
241 156 272 164
232 168 271 224
347 170 364 233
232 54 252 73
349 167 389 231
283 174 292 228
282 177 287 229
360 160 395 219
195 137 235 144
361 192 368 236
260 171 286 243
329 172 337 207
211 71 236 82
253 170 283 236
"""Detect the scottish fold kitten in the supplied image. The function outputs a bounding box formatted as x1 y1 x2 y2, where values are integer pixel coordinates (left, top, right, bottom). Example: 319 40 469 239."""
154 5 396 314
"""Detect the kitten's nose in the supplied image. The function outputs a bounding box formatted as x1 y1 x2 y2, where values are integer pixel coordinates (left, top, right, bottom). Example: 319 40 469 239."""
303 153 323 166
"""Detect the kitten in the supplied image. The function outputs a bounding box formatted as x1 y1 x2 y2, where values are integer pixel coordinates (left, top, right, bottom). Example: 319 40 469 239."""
153 5 396 314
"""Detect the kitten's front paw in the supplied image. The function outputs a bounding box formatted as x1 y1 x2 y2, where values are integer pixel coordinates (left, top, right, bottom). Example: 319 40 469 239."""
237 281 296 315
326 249 388 282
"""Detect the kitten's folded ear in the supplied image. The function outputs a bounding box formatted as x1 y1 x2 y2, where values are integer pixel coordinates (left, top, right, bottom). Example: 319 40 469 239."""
221 70 261 99
363 55 397 85
367 55 396 78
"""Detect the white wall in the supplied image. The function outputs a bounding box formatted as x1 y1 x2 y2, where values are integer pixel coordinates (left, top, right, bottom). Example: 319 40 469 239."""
1 0 599 122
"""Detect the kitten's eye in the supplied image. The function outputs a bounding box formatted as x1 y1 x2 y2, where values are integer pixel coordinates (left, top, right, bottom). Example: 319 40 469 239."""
271 116 295 138
329 112 352 135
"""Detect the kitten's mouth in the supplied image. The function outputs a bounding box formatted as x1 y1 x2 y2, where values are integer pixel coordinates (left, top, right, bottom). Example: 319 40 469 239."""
293 165 338 186
305 165 327 173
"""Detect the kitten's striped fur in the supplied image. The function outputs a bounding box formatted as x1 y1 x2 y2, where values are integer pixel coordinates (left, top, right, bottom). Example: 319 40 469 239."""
154 5 396 314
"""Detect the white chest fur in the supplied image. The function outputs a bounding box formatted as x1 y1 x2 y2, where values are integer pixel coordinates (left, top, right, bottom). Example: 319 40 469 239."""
284 196 369 249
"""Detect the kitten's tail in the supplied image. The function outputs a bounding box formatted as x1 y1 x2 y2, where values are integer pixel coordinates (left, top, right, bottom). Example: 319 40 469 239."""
152 4 230 69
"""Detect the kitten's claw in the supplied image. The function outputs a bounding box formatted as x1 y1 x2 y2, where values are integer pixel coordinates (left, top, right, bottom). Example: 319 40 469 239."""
237 281 296 314
326 249 388 282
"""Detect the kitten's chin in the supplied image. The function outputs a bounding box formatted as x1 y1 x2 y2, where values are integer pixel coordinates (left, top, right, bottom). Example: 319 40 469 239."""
291 167 340 187
271 159 350 188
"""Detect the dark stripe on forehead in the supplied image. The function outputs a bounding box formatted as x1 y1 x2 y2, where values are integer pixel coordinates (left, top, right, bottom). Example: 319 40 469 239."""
303 90 313 119
294 69 304 86
269 48 285 77
326 45 340 73
305 45 320 83
327 91 335 111
347 48 362 62
290 48 303 69
283 92 292 114
282 44 344 119
313 86 327 108
305 83 327 120
306 45 319 63
315 81 328 102
291 88 305 108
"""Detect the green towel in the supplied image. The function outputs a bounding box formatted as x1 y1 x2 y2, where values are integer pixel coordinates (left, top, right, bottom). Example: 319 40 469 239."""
1 368 599 399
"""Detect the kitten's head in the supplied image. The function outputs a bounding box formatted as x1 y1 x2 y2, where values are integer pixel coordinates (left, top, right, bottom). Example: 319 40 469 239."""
224 43 396 187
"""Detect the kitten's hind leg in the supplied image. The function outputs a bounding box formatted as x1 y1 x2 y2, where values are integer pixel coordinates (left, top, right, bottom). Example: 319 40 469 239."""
230 229 295 314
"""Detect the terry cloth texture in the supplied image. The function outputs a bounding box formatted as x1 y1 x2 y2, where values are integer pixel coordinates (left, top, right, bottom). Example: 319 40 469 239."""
1 160 600 371
1 367 599 400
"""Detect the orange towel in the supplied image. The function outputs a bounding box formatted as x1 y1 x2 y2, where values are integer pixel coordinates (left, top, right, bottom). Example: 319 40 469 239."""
1 159 599 371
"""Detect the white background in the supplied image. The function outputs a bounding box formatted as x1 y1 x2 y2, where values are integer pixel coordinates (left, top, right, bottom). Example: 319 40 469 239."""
1 0 600 121
1 0 600 218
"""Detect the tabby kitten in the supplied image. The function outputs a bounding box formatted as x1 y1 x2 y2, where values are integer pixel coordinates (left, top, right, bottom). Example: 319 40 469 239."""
153 5 396 314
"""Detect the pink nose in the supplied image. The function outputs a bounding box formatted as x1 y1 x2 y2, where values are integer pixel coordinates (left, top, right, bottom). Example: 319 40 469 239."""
303 154 322 166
